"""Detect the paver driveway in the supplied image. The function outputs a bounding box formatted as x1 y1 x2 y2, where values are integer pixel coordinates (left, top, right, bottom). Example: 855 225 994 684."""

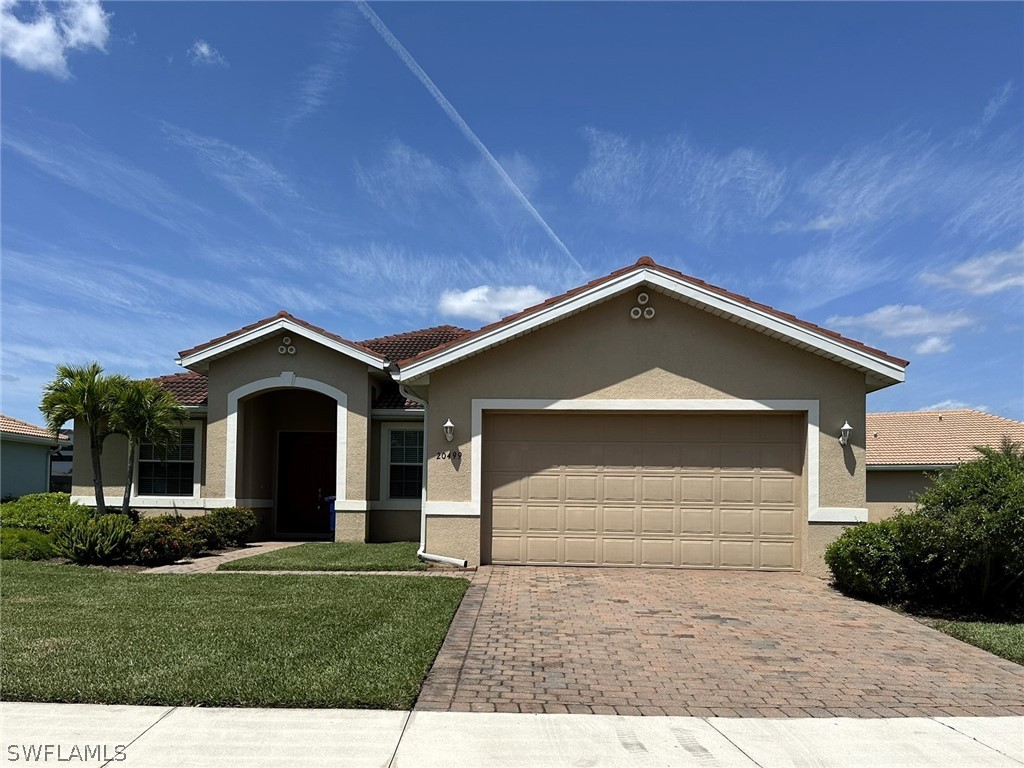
416 566 1024 717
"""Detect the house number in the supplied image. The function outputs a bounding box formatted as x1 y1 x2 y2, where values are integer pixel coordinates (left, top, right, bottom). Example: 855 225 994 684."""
435 451 463 460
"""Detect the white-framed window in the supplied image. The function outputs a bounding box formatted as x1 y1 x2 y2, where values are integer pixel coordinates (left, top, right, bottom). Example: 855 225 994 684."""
135 421 203 499
380 423 423 503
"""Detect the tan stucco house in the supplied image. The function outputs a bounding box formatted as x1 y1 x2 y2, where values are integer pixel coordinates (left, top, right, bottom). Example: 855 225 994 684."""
72 257 909 575
865 409 1024 520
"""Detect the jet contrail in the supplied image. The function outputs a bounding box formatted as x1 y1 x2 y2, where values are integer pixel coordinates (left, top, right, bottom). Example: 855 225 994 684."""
355 1 583 273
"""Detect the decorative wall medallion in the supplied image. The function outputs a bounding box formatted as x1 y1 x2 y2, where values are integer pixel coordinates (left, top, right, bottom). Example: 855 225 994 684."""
278 336 297 355
630 291 655 320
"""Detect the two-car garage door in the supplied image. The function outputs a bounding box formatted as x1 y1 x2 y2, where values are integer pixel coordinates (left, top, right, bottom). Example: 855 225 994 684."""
483 413 805 571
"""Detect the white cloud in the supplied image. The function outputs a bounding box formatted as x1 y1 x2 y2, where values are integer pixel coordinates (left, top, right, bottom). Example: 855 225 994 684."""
438 285 548 324
286 7 358 128
914 336 953 355
920 241 1024 295
1 0 110 79
919 400 990 413
187 39 227 67
356 140 456 222
963 81 1014 142
827 305 976 338
774 240 898 311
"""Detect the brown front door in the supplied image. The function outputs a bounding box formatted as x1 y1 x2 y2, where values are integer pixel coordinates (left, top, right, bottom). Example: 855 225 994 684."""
276 431 335 538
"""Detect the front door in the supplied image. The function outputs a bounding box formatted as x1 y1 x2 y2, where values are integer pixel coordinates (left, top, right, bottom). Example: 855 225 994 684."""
276 431 336 538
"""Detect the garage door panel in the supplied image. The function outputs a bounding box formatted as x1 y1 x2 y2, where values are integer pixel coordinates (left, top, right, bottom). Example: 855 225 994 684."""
640 475 675 502
759 540 799 569
681 476 714 502
491 536 523 563
681 444 718 469
526 475 560 500
602 538 636 565
490 473 522 500
719 415 759 441
640 539 675 566
564 537 598 564
681 507 713 535
760 476 797 504
641 443 678 468
492 505 524 532
720 444 757 470
641 507 675 534
720 477 755 504
603 443 640 469
602 475 637 502
565 506 597 533
760 444 802 474
680 539 715 567
525 505 559 532
602 506 638 533
720 508 755 536
720 540 755 568
525 444 565 473
526 537 559 563
564 443 604 469
565 475 598 502
760 508 796 537
759 414 800 442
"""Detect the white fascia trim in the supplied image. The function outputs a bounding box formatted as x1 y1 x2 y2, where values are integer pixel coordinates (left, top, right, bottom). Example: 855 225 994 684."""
178 317 384 370
464 399 821 522
71 496 273 509
226 373 348 505
0 433 71 447
398 268 905 384
810 507 868 523
424 501 477 517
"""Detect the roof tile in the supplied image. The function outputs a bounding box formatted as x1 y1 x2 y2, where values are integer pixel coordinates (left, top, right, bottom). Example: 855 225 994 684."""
358 325 470 362
866 410 1024 466
153 371 208 406
0 414 68 442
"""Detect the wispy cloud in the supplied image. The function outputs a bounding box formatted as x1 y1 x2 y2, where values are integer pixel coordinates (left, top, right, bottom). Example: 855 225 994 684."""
962 81 1014 142
573 128 786 239
921 241 1024 295
356 139 457 222
286 7 359 129
1 122 206 235
828 305 976 338
772 238 898 312
914 336 953 355
355 1 581 273
187 39 227 67
162 123 297 218
1 0 110 79
438 285 547 323
919 400 990 413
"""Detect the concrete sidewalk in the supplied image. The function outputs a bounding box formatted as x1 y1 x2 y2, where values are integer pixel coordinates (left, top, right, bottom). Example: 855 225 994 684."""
1 703 1021 767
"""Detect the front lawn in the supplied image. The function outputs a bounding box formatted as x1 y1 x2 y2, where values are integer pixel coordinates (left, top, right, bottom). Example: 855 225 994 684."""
0 560 467 708
218 541 429 572
934 620 1024 665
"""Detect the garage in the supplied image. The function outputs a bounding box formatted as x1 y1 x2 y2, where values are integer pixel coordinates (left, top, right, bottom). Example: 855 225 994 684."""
483 412 805 570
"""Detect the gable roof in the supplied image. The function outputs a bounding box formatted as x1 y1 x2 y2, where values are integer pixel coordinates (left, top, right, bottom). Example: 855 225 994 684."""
1 414 70 445
867 410 1024 467
153 371 208 406
358 325 470 362
395 257 909 390
177 311 385 372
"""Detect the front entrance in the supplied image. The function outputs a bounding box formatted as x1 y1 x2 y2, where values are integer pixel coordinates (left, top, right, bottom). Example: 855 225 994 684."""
276 431 335 539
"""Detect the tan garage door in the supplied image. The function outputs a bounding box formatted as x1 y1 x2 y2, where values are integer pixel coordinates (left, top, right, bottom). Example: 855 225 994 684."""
483 413 804 571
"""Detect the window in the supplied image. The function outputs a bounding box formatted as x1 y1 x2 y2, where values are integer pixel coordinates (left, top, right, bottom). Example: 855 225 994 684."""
387 428 423 500
138 428 196 496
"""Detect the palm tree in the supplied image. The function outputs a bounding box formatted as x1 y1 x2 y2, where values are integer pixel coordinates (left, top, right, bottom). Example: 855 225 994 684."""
40 363 127 515
110 379 188 516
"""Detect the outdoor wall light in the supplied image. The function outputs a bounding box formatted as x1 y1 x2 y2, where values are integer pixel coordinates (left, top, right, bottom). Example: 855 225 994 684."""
839 421 853 447
442 419 455 443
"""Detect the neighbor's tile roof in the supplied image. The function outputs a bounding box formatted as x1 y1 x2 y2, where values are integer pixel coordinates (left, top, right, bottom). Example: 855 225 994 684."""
0 414 68 442
866 410 1024 467
153 371 209 406
395 256 909 370
358 325 471 362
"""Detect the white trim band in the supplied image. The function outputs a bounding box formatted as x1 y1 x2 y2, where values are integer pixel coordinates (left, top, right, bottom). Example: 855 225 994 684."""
71 496 273 509
424 501 478 517
809 507 869 523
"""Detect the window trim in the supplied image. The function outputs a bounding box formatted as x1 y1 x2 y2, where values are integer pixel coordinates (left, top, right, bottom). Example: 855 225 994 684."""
379 422 424 508
131 420 203 503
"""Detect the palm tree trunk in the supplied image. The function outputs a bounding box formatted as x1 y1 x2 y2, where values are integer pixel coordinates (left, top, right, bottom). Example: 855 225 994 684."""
122 441 136 516
91 431 106 515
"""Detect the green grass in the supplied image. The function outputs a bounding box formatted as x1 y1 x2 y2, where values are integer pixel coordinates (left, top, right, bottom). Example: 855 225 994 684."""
934 620 1024 665
218 541 429 572
0 560 467 708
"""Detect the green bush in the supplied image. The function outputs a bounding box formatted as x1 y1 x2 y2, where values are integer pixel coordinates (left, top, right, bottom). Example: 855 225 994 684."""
0 528 55 561
0 493 88 533
207 507 257 547
179 515 223 556
52 514 134 565
126 517 190 567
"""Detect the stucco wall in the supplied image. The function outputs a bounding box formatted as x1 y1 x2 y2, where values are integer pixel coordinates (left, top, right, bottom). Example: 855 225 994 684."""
866 469 933 521
204 335 371 504
1 440 52 498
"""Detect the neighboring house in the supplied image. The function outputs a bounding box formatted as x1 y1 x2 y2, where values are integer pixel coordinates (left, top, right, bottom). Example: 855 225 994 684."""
49 430 73 493
866 410 1024 520
1 414 70 499
72 257 909 576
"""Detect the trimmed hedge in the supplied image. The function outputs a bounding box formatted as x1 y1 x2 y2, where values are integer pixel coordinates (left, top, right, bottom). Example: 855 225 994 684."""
207 507 257 547
0 493 88 534
1 528 56 561
127 518 189 567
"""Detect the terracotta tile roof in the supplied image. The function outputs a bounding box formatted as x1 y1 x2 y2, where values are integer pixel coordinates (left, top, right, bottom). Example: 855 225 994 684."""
867 410 1024 467
395 256 909 371
358 325 471 362
178 311 384 361
0 414 68 442
153 371 208 406
372 388 424 410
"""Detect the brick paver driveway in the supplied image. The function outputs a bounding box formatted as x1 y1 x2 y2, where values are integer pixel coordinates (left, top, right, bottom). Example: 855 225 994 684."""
416 566 1024 717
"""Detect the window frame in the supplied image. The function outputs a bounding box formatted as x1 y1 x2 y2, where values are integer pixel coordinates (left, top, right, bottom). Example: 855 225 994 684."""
378 422 424 509
132 420 204 502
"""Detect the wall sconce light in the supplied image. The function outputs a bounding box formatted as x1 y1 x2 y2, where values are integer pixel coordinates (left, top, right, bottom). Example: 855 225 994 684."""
839 421 853 446
442 419 455 443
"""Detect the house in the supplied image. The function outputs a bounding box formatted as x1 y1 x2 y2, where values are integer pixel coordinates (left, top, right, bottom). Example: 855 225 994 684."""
1 414 70 499
866 409 1024 520
72 257 909 576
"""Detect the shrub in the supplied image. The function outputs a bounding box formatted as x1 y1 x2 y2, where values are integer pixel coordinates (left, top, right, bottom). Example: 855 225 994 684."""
0 528 55 561
207 507 257 548
127 517 189 567
179 515 223 556
0 493 88 533
52 514 134 565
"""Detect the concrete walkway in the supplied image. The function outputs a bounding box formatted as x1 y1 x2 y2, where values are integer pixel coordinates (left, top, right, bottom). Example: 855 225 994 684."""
1 703 1021 767
143 541 302 573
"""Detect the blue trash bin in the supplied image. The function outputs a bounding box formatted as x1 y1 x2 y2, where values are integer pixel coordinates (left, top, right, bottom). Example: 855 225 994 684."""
325 496 336 532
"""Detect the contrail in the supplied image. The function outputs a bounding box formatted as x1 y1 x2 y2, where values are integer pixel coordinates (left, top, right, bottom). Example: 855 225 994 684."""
355 1 583 273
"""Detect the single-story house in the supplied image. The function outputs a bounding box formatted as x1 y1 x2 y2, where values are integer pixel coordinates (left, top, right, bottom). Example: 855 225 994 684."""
72 257 910 576
1 414 70 499
866 409 1024 520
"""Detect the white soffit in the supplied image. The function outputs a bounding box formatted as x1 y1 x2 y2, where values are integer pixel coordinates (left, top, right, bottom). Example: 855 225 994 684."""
398 267 907 386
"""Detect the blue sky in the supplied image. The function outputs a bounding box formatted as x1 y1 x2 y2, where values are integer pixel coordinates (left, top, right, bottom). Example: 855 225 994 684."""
2 1 1022 426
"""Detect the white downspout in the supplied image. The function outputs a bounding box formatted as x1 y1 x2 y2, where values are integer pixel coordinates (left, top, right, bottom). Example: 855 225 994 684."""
398 381 468 568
